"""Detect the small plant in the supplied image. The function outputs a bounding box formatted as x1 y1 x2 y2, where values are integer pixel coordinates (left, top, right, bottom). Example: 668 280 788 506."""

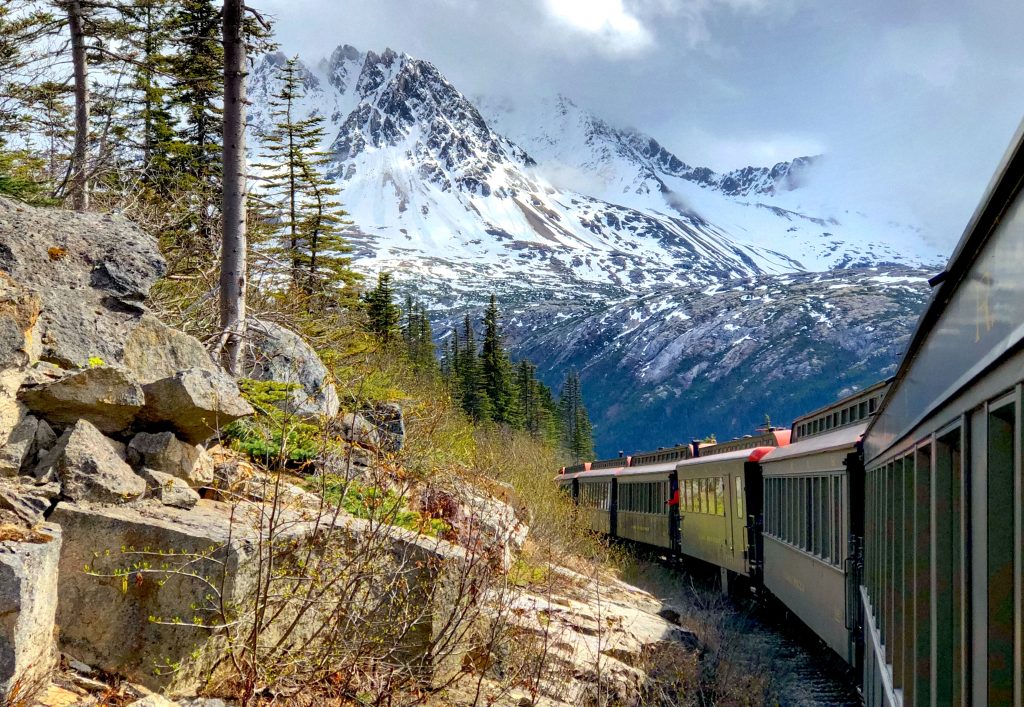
87 356 105 368
316 476 450 538
224 379 322 464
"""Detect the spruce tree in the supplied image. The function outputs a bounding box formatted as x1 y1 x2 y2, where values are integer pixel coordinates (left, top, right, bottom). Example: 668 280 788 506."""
480 294 521 427
558 368 594 461
363 272 402 344
459 314 492 423
254 55 358 307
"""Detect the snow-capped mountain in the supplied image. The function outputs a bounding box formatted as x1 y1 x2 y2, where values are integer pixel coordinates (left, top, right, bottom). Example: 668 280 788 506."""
248 45 944 450
478 94 944 272
248 46 944 304
497 267 931 455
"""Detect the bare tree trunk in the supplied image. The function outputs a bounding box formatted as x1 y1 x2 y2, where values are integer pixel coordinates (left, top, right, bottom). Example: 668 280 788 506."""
220 0 247 373
66 0 89 211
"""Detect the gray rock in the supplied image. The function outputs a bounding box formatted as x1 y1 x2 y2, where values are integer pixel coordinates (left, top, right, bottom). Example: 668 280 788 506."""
50 501 260 695
33 418 56 454
128 432 214 487
139 368 254 444
122 314 220 385
241 318 339 419
363 402 405 453
45 420 145 503
0 413 38 477
0 196 165 370
0 480 57 525
19 366 145 434
140 469 200 510
0 522 61 701
338 411 380 450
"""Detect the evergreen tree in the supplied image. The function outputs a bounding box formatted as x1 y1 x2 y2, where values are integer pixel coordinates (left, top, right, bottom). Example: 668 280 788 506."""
458 314 492 423
165 0 224 261
558 368 594 461
254 55 359 306
363 272 402 344
404 300 437 373
480 294 520 426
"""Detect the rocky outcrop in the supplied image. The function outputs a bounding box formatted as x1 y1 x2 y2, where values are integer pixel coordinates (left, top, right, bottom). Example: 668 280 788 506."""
242 318 339 418
0 197 164 371
122 315 219 385
128 432 213 487
42 420 145 504
51 501 258 695
20 367 145 433
337 403 406 455
0 523 61 700
140 368 254 444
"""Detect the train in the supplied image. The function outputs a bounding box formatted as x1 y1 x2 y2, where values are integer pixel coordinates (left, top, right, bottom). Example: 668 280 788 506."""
558 117 1024 706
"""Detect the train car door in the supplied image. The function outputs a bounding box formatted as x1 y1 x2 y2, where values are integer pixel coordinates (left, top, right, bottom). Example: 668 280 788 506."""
669 471 680 553
743 461 764 582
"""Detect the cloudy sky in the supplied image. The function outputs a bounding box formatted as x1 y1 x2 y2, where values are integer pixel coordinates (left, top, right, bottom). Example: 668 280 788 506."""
257 0 1024 251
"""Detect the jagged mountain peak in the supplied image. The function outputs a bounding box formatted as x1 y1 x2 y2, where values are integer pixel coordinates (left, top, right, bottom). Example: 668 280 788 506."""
248 43 944 302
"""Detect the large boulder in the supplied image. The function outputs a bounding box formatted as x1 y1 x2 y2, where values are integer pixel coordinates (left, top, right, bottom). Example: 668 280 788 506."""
139 368 254 444
122 314 220 385
0 523 61 702
19 367 145 434
50 501 259 695
40 420 145 503
128 432 213 487
0 197 165 370
241 318 339 419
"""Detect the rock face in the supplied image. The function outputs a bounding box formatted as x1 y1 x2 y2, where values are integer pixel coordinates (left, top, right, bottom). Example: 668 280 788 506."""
140 368 254 444
0 197 165 371
51 502 257 695
0 523 61 700
121 314 219 385
20 367 145 434
242 318 339 418
128 432 213 487
42 420 145 503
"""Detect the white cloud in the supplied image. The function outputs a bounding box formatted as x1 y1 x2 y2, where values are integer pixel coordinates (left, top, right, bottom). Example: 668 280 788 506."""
543 0 654 54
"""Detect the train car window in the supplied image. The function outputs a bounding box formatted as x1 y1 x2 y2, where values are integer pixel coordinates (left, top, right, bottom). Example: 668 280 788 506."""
841 408 848 425
716 477 726 516
986 399 1016 704
901 454 915 700
934 426 964 706
736 477 744 519
703 479 712 515
914 444 932 703
892 454 909 684
832 475 841 566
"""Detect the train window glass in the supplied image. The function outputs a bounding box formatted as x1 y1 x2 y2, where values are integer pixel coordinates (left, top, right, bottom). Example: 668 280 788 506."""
704 479 712 515
986 400 1016 704
695 480 703 513
860 401 868 418
716 477 725 516
913 445 932 702
796 477 805 550
870 397 877 413
901 454 915 699
810 477 820 555
832 475 841 566
934 426 963 705
841 408 848 425
685 480 694 512
736 477 744 519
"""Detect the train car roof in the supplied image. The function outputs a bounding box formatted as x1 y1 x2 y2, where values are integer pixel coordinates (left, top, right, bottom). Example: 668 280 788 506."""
865 117 1024 462
761 422 867 463
677 446 777 468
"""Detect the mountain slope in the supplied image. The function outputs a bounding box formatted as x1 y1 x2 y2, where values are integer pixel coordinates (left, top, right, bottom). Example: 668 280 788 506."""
499 267 931 455
478 95 945 272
